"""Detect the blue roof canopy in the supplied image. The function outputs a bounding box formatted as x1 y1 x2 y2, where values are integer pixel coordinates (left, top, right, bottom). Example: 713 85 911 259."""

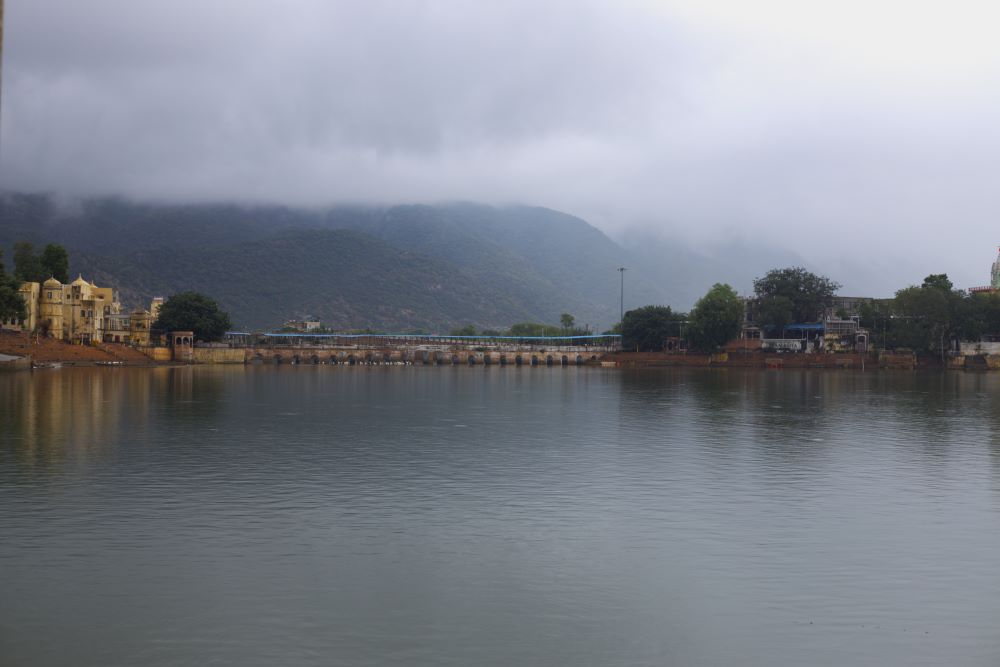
259 333 621 341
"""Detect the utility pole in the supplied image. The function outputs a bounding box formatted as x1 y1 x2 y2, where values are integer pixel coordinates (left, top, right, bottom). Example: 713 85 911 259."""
617 266 627 325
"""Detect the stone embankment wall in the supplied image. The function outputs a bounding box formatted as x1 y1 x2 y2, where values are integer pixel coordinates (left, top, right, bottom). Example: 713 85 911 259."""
604 351 914 370
959 341 1000 356
141 347 173 363
191 348 247 364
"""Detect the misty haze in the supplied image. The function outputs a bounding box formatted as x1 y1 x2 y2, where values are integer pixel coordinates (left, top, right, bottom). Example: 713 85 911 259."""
3 0 1000 293
4 2 1000 667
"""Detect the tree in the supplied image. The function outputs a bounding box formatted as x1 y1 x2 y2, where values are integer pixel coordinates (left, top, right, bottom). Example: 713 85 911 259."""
889 273 964 356
857 299 893 350
7 242 71 284
753 267 840 332
13 242 45 283
450 324 477 336
687 283 744 352
0 250 27 324
756 295 794 333
960 291 1000 342
620 305 685 352
40 244 70 283
509 322 562 337
922 274 953 292
560 313 575 333
153 291 232 342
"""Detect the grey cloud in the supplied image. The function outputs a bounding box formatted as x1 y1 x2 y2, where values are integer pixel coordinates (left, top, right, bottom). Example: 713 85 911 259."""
3 0 1000 292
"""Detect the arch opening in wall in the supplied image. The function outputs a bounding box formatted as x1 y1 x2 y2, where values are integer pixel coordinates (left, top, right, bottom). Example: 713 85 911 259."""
348 355 357 366
576 355 583 365
546 355 554 366
515 355 523 366
467 355 476 366
561 355 568 366
531 355 539 366
452 354 460 365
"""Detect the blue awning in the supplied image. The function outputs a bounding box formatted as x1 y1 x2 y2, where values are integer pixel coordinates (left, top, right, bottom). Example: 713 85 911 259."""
260 333 621 340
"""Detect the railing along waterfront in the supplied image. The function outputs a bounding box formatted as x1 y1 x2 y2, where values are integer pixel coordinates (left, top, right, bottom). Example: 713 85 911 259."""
236 332 622 353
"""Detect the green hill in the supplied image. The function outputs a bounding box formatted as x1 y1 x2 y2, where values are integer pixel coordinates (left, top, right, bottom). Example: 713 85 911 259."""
0 196 660 330
81 228 543 331
0 194 807 331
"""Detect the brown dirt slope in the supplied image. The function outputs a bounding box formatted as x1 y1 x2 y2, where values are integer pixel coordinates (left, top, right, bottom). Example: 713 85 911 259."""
0 331 119 363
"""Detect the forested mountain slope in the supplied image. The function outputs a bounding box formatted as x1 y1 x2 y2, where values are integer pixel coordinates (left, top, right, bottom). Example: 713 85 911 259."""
0 194 803 331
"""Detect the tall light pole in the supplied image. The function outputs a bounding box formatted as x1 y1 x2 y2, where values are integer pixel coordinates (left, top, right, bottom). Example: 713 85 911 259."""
617 266 627 324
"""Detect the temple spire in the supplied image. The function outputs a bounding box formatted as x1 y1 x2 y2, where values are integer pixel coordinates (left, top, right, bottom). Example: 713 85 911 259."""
991 247 1000 289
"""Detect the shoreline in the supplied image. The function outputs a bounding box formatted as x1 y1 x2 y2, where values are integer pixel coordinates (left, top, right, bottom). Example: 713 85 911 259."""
1 331 991 371
0 351 982 372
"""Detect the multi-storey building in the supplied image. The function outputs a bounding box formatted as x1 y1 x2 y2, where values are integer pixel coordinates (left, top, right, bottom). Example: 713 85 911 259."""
3 275 160 345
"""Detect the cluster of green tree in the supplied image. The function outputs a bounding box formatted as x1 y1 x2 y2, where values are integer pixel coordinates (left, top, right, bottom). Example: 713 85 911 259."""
857 274 1000 356
752 267 840 332
0 242 72 325
620 283 744 353
11 242 70 283
153 291 232 342
0 250 27 324
622 266 1000 357
620 268 838 353
450 313 590 338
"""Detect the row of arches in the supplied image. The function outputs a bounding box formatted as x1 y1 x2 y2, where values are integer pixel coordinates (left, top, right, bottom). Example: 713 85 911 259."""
248 352 600 366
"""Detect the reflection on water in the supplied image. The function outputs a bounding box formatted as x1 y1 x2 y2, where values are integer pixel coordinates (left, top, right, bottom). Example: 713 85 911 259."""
2 366 1000 666
1 367 229 470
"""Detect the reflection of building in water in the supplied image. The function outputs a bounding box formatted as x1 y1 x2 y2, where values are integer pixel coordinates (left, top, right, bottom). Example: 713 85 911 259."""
4 369 154 467
2 275 161 345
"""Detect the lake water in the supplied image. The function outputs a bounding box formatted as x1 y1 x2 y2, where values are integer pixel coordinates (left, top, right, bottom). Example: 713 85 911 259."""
2 366 1000 666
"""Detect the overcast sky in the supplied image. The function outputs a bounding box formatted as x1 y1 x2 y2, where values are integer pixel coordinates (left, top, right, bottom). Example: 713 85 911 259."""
4 0 1000 292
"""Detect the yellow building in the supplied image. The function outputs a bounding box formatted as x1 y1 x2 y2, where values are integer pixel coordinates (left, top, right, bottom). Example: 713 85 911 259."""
15 281 39 330
5 275 161 345
129 309 153 346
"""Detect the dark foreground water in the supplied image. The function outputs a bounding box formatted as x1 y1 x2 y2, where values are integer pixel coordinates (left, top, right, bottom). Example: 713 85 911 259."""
2 366 1000 666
